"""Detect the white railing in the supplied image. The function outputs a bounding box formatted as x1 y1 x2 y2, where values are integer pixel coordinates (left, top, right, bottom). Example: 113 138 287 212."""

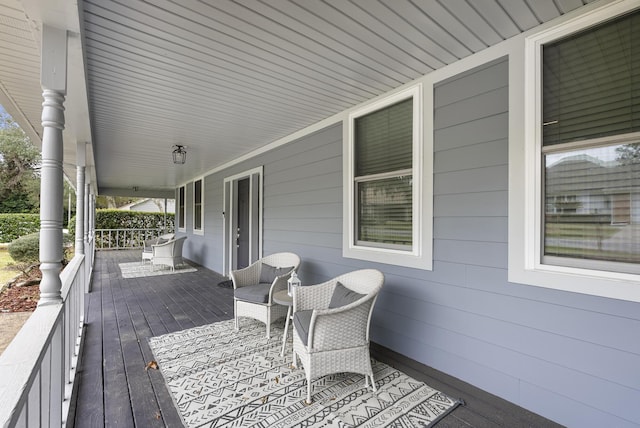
0 237 94 428
95 228 172 250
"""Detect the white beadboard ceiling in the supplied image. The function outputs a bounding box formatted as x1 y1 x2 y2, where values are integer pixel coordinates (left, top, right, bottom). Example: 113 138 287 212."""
0 0 597 197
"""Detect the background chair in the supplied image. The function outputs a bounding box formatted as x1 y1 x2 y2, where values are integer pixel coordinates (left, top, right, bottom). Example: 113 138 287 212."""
292 269 384 403
141 232 175 264
151 236 186 271
231 252 300 338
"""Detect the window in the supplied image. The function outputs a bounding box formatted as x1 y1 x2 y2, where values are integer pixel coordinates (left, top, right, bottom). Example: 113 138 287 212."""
541 10 640 274
343 84 432 270
178 185 185 231
193 178 204 234
510 1 640 302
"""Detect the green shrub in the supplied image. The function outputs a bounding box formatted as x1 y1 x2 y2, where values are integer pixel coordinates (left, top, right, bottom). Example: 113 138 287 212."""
0 213 40 243
8 232 40 264
8 232 75 265
95 210 175 230
68 210 175 234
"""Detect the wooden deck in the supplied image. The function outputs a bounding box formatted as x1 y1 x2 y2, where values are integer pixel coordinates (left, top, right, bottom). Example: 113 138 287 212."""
72 250 562 427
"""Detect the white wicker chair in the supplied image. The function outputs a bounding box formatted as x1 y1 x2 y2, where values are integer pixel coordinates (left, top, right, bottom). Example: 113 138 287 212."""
292 269 384 403
231 252 301 338
151 236 186 271
141 232 175 264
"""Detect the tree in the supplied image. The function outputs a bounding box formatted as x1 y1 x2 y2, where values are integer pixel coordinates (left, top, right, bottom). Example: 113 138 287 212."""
63 180 76 227
0 112 41 213
615 143 640 165
95 195 140 209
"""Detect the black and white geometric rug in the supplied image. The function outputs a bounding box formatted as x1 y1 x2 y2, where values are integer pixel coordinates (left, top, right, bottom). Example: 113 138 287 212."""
148 319 460 427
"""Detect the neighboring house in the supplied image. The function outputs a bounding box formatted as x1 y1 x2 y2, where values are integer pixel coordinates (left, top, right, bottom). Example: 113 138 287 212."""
546 154 640 224
118 198 175 214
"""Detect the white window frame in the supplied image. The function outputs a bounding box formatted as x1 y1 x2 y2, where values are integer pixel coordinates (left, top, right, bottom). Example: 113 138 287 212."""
193 177 204 235
343 84 433 270
177 185 186 232
508 0 640 303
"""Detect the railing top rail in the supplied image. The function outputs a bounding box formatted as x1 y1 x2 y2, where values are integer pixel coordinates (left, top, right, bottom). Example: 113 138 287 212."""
95 228 169 231
61 254 85 298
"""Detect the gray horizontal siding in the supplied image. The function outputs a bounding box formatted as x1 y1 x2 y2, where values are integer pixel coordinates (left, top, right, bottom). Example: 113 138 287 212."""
185 57 640 428
424 58 638 427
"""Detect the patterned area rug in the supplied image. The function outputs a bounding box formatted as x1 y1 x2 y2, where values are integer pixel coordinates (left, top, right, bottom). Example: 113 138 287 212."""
149 319 460 427
118 262 197 278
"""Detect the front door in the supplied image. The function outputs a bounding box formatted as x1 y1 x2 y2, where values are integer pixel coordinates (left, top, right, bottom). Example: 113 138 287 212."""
223 167 263 275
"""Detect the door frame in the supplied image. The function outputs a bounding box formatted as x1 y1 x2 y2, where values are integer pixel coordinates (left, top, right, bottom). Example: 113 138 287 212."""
222 166 263 275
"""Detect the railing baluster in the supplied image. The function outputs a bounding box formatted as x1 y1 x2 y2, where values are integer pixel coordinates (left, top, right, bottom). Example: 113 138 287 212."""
0 254 87 427
92 228 174 250
51 322 63 428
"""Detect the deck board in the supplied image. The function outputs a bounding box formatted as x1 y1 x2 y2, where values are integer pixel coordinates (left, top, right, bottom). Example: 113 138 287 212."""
72 250 562 427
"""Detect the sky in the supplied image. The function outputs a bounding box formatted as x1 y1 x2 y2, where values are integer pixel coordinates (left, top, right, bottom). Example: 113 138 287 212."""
0 103 10 128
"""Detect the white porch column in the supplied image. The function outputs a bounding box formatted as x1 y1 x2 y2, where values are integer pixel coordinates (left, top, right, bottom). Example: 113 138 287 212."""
84 181 90 243
90 193 95 237
38 25 68 306
164 198 168 231
75 142 85 255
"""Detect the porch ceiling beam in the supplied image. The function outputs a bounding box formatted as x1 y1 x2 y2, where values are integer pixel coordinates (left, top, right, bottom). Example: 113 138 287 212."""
22 0 97 193
99 187 175 199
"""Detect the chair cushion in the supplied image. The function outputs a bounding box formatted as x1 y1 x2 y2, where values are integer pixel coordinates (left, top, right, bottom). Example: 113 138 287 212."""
328 282 365 309
259 263 294 284
293 310 313 346
234 283 272 303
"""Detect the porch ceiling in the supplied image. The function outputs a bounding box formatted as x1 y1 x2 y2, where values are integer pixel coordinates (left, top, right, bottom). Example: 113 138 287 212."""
0 0 596 197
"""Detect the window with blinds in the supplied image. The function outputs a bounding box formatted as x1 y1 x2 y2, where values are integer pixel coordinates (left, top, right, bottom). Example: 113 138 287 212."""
194 179 203 232
354 98 413 249
541 9 640 272
178 186 185 230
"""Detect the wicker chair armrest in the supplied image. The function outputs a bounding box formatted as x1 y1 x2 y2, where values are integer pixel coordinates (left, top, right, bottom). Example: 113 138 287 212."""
308 296 376 351
152 241 173 257
230 262 261 289
270 273 292 297
152 239 173 248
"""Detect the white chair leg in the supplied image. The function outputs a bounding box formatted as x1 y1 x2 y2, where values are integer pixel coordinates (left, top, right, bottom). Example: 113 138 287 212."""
370 374 377 391
306 376 312 404
234 301 239 331
266 310 271 339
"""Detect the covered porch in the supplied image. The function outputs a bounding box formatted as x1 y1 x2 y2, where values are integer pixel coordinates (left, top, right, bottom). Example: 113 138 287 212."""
1 0 639 426
72 250 559 427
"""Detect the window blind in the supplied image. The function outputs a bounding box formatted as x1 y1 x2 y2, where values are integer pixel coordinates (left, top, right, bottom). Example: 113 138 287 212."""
178 186 185 229
355 98 413 176
542 10 640 146
194 180 202 230
357 176 412 247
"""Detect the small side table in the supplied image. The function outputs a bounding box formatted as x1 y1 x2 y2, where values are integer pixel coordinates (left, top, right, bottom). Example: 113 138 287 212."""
273 290 293 360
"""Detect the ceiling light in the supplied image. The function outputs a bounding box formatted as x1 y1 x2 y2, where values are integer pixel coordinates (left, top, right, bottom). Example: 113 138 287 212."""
172 145 187 164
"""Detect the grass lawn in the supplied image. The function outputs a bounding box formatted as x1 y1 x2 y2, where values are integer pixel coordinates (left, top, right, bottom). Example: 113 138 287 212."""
0 248 18 286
